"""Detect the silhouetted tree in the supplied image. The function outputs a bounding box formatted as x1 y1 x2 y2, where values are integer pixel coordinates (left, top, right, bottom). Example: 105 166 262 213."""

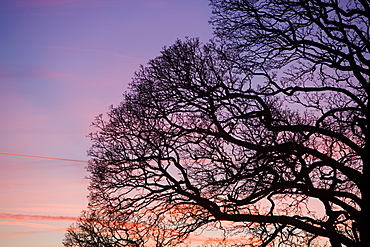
64 0 369 246
210 0 369 245
63 207 143 247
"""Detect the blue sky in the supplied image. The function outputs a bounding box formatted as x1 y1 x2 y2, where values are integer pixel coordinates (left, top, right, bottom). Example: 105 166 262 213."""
0 1 213 246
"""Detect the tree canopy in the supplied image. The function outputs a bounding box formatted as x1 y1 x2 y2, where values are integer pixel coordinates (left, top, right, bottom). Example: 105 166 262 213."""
64 0 370 246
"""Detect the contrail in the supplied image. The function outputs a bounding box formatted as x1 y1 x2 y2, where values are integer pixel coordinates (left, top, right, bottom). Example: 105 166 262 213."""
0 152 88 163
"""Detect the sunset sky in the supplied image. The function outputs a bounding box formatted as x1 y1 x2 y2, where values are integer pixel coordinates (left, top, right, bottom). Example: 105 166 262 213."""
0 1 213 246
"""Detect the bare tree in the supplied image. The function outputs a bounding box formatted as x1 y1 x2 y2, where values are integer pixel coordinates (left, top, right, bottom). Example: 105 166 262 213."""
63 207 143 247
209 0 369 245
64 0 369 246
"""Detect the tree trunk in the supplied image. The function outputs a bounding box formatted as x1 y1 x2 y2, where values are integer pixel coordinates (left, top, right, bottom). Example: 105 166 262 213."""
358 108 370 246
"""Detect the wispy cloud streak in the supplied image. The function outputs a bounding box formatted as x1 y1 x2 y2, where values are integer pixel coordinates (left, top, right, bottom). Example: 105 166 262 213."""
15 0 84 7
45 45 148 63
0 221 67 231
0 212 77 222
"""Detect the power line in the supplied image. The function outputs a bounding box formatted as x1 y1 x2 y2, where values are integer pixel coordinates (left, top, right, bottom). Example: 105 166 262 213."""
0 152 88 163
